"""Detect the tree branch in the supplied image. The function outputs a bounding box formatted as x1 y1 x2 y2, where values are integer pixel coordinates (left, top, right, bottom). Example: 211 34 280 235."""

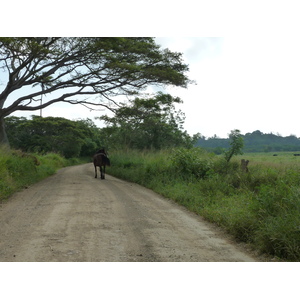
0 37 191 122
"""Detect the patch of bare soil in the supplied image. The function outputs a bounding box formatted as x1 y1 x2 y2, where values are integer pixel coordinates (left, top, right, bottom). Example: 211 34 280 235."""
0 163 259 262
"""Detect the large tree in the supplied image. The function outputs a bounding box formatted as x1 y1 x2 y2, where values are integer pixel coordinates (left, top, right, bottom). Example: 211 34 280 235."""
0 37 191 145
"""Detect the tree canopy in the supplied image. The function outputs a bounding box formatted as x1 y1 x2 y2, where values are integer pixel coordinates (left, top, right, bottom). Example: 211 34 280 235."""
98 93 194 150
4 116 102 157
0 37 191 145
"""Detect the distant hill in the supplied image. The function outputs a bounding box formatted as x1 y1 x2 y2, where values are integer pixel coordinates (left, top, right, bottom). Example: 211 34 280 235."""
195 130 300 153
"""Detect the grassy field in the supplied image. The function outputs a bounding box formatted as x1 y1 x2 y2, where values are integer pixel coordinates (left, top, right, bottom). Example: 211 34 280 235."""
106 149 300 261
237 151 300 167
0 147 89 202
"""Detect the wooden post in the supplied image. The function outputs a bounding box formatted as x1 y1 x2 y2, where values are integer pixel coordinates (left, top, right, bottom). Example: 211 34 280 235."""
241 159 249 172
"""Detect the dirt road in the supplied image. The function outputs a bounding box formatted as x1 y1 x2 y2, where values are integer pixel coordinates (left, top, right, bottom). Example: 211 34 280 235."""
0 163 257 262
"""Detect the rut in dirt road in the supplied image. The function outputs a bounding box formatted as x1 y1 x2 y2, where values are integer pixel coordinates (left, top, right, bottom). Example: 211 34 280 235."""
0 163 257 262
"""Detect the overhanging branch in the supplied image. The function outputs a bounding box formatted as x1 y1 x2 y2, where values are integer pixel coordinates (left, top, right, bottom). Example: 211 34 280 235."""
0 37 191 120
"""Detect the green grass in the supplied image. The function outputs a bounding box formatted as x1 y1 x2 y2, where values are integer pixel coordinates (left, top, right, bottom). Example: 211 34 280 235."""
107 149 300 261
0 147 89 202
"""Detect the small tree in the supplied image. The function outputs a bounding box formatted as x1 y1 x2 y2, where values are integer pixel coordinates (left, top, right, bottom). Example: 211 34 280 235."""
224 129 244 163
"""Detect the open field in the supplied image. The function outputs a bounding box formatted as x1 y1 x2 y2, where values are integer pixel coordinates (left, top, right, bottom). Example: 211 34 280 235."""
235 151 300 168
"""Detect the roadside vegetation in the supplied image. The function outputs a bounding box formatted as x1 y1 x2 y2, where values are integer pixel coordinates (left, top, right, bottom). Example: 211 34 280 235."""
106 149 300 261
0 146 89 202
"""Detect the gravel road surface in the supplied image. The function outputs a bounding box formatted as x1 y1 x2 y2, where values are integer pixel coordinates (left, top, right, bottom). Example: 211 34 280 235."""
0 163 257 262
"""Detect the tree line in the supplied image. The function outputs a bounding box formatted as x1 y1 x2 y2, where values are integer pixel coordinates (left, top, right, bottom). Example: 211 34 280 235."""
5 116 102 158
195 130 300 153
5 93 197 157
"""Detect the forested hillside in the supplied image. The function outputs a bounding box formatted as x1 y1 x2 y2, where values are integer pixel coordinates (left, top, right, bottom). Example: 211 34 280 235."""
195 130 300 153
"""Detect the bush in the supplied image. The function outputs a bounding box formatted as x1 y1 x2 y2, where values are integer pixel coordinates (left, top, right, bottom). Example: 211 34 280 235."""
170 147 214 179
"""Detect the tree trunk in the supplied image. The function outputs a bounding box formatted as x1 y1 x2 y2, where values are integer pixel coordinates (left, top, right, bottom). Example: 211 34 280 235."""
0 117 10 148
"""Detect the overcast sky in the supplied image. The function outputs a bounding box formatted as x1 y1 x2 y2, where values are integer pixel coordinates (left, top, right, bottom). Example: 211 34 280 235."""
4 1 300 138
154 37 300 138
13 36 300 139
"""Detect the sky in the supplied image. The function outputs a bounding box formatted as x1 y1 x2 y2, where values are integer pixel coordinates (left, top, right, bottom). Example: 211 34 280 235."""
9 36 300 139
153 36 300 138
3 1 300 139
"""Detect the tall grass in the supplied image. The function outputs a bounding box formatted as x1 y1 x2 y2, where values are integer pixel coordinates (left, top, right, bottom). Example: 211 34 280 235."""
0 147 88 202
107 148 300 261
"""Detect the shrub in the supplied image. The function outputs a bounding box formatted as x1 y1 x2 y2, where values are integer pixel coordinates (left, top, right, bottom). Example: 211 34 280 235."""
170 147 214 179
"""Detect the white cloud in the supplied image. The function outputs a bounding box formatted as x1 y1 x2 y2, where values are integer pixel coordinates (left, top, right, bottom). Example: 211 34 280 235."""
154 37 300 137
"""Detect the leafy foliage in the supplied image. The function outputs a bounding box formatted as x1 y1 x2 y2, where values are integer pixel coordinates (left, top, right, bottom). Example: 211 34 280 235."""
170 147 214 179
99 93 194 150
224 129 244 162
5 116 102 158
